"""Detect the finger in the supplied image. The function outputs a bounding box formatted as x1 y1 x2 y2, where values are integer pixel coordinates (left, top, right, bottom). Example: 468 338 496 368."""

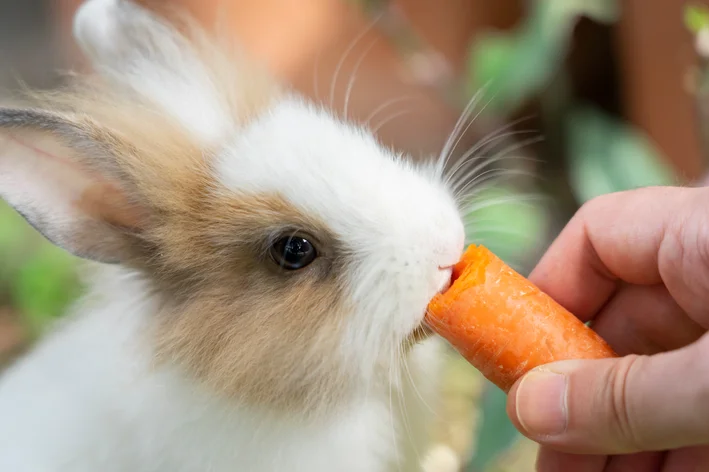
507 335 709 454
604 451 665 472
536 449 666 472
591 284 705 356
661 446 709 472
535 447 607 472
529 186 698 321
656 189 709 325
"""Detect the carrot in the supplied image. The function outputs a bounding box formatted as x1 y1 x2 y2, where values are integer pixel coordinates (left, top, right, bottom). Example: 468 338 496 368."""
426 244 616 392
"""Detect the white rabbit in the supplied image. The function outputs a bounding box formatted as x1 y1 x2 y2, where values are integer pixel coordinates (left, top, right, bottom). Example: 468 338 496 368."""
0 1 466 471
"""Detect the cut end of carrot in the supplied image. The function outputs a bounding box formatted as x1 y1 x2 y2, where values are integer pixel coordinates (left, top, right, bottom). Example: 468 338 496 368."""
450 243 486 283
426 244 617 393
431 244 493 314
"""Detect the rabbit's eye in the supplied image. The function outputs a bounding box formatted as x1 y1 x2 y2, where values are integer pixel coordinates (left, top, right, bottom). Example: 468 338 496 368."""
270 235 317 270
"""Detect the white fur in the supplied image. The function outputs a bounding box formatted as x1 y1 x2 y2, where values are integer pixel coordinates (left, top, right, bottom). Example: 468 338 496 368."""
0 267 438 472
73 0 233 144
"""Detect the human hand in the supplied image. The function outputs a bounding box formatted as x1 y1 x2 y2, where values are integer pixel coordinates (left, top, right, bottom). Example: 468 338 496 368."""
506 186 709 471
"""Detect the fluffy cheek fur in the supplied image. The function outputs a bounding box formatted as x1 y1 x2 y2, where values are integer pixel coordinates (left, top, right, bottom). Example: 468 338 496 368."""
156 286 352 411
152 283 355 416
143 192 359 416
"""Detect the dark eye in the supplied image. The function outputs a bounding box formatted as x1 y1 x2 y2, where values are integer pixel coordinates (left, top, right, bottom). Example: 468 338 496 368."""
270 235 317 270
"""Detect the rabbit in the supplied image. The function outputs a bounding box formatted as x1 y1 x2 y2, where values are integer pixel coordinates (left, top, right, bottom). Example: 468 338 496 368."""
0 0 466 471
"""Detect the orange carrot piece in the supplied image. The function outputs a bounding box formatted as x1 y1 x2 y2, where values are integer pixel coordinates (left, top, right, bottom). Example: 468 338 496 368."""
427 244 616 392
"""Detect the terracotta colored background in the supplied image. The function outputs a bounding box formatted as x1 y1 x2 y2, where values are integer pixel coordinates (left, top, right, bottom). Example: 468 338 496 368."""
51 0 709 181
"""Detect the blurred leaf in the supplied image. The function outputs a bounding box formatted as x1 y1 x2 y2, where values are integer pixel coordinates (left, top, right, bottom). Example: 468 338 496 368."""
467 384 520 471
471 34 517 100
567 106 675 203
12 243 80 334
464 185 549 272
0 203 81 332
0 202 34 276
684 4 709 34
468 0 618 114
0 202 27 249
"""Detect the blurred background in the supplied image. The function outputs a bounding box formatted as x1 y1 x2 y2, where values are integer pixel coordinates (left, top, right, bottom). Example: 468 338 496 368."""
0 0 707 470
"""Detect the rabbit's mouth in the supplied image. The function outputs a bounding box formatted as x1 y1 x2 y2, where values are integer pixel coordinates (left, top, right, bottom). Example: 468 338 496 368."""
402 322 433 352
409 322 433 342
405 304 440 347
405 270 454 346
404 269 453 348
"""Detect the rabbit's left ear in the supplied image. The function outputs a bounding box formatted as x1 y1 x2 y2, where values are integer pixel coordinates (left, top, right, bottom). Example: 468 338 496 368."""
73 0 233 144
0 108 149 263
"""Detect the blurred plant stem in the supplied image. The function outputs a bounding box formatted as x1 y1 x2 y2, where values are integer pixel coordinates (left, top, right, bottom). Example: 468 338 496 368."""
686 5 709 180
535 71 578 253
694 62 709 176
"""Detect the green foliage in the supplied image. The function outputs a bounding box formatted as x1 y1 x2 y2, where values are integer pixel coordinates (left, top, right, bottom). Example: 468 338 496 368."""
464 185 549 272
12 244 80 335
468 0 618 114
684 4 709 34
0 201 81 336
567 106 676 203
0 202 30 280
467 386 519 471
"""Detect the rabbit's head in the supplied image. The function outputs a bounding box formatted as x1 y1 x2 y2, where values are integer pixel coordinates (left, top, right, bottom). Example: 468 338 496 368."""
0 0 465 416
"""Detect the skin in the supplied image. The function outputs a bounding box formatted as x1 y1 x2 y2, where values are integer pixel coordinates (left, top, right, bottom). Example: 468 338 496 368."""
506 185 709 472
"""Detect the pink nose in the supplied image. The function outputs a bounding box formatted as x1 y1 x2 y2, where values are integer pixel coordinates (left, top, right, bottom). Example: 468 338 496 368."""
436 266 454 292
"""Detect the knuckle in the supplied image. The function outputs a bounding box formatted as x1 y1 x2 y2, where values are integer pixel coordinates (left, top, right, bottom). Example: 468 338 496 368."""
666 198 709 317
691 338 709 404
577 194 610 219
604 355 646 451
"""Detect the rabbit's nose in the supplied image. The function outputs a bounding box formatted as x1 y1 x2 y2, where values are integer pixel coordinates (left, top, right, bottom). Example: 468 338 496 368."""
435 266 454 293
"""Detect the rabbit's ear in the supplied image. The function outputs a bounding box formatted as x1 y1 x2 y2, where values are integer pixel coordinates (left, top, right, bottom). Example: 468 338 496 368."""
0 108 149 263
73 0 232 144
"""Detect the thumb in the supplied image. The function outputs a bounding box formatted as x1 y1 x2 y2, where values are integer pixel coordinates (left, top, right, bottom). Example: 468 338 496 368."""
506 336 709 454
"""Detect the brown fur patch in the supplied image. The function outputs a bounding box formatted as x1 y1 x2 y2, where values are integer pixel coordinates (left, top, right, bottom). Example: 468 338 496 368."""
148 191 355 416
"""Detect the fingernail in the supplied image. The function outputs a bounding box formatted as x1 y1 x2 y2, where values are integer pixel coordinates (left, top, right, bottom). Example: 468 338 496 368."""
515 370 568 437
